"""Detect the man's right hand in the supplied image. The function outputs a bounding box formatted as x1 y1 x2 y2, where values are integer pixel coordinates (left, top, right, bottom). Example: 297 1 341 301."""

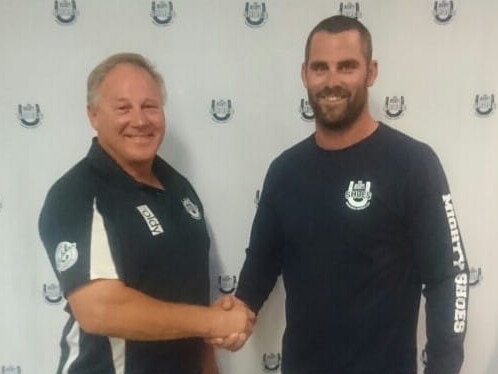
206 296 255 351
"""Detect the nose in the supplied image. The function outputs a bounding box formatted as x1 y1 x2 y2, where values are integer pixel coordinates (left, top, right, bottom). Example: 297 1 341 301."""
131 107 148 127
324 68 341 87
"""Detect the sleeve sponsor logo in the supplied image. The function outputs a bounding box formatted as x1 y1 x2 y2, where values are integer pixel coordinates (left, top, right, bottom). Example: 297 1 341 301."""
442 194 468 334
55 241 79 272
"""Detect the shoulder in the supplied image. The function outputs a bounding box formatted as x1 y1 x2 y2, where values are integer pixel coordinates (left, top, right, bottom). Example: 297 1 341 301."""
46 158 96 200
269 136 314 173
40 158 98 224
376 123 439 162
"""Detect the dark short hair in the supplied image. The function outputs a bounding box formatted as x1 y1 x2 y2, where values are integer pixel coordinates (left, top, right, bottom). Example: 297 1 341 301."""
304 15 372 63
87 52 166 108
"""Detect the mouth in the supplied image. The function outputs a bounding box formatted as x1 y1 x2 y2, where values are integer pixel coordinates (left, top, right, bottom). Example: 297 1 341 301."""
320 94 347 103
125 134 155 143
317 88 350 103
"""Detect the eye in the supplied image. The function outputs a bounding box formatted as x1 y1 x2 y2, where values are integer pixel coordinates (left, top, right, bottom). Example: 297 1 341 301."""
143 104 160 112
309 62 328 72
338 60 359 72
116 105 131 113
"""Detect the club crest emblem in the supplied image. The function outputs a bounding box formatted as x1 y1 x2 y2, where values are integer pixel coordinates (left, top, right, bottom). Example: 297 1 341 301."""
18 103 43 128
299 98 315 121
345 180 372 210
43 283 64 305
244 2 268 28
1 366 21 374
210 99 234 123
53 0 79 25
474 94 495 117
384 96 406 119
468 266 483 286
55 242 79 272
182 198 202 220
151 1 175 26
263 353 281 371
218 275 237 294
339 2 361 19
433 1 455 24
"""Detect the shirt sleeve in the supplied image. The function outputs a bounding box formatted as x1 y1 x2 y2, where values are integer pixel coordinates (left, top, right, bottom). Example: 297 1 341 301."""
38 179 118 297
235 161 284 313
406 145 468 374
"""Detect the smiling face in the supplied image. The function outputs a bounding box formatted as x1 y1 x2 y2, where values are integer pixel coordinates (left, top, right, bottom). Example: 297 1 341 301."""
87 63 165 174
301 30 377 133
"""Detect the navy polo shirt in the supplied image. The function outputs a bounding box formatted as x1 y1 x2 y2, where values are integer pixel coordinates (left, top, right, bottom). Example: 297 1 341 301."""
39 138 210 374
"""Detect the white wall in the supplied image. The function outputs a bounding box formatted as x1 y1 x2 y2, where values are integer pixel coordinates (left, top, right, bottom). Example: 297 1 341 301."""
0 1 495 373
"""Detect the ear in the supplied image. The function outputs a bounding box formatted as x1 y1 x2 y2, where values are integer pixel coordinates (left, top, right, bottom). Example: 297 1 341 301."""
87 105 99 131
301 62 308 89
367 60 378 87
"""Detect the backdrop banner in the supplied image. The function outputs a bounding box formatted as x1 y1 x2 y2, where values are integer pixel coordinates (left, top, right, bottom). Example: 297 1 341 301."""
0 1 496 373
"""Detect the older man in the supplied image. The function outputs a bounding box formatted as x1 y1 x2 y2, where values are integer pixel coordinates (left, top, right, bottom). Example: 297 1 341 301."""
39 52 254 374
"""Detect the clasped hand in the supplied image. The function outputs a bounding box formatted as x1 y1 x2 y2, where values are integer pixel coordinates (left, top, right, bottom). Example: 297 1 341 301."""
206 295 255 351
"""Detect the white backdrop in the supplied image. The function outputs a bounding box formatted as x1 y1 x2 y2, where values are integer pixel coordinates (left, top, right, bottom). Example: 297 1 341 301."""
0 1 496 373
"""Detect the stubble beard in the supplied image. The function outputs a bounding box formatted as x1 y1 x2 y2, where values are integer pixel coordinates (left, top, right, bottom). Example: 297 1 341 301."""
308 84 368 132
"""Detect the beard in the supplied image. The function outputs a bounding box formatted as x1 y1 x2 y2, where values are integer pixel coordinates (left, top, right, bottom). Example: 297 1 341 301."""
307 82 368 132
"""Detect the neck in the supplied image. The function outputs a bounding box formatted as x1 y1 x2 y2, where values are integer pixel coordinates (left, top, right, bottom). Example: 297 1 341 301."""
314 113 378 151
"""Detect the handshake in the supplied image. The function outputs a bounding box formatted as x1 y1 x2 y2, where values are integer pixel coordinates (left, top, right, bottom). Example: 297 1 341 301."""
205 295 256 351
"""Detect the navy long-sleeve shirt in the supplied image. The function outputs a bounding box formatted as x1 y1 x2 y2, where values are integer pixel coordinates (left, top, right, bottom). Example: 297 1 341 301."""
236 123 468 374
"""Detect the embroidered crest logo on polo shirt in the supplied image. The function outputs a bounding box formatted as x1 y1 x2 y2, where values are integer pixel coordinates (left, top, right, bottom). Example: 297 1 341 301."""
137 205 164 236
182 198 201 220
55 241 79 272
344 180 372 210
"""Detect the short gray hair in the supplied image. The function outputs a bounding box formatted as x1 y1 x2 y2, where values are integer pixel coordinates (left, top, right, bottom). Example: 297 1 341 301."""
87 52 166 107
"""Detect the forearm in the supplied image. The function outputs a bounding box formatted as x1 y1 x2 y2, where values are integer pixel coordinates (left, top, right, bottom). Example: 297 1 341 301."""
69 279 243 341
202 343 219 374
424 269 468 373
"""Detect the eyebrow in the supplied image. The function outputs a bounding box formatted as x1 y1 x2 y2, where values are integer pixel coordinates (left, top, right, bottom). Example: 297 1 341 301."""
337 59 360 68
308 61 329 70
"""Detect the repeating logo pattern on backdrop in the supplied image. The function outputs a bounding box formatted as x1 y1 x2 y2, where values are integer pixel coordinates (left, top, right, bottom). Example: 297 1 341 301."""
469 266 483 286
263 353 281 371
218 274 237 294
43 282 64 305
254 190 261 206
299 98 315 121
53 0 79 25
18 104 43 128
474 94 495 117
338 2 361 19
383 96 406 119
151 1 175 26
433 0 456 24
244 2 268 28
1 366 21 374
210 99 234 123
